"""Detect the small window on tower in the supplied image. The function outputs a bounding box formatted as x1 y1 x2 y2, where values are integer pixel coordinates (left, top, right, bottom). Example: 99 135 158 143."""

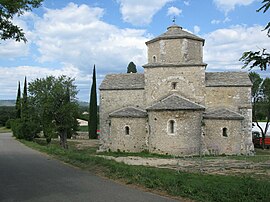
222 128 228 137
171 82 177 90
153 55 157 63
125 126 130 135
168 120 176 134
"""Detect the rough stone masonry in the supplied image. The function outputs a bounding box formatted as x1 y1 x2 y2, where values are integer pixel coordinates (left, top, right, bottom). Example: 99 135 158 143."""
99 24 253 156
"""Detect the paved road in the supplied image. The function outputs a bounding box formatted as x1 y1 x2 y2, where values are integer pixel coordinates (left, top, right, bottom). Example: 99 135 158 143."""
0 133 178 202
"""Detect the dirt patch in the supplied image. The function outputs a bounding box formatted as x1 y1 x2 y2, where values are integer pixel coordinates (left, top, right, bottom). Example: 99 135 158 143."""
70 139 99 150
98 155 270 177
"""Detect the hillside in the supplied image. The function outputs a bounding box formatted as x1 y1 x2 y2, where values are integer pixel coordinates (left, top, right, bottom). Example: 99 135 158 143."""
0 100 16 106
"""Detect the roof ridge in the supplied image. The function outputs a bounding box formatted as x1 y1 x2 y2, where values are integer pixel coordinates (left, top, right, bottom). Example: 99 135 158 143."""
147 93 205 111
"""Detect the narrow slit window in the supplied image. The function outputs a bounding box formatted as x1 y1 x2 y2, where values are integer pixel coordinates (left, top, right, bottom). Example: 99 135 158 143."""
169 120 175 134
153 55 157 63
125 126 130 135
222 127 228 137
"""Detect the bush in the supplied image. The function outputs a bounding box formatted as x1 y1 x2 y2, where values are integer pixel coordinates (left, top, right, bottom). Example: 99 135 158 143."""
0 106 16 126
5 119 13 129
11 119 41 141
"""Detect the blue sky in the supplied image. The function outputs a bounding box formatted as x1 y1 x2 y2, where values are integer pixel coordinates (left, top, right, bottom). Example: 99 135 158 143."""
0 0 270 101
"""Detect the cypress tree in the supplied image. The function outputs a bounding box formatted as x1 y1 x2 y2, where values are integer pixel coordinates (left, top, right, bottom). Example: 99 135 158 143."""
127 61 137 73
88 65 98 139
15 81 21 118
21 76 28 120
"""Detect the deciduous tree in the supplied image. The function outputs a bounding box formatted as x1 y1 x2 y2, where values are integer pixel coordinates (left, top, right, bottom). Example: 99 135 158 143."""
28 75 79 148
240 0 270 70
249 72 270 149
0 0 43 42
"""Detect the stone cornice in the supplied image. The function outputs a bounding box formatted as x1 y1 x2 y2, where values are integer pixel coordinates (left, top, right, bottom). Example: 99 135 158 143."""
143 63 207 68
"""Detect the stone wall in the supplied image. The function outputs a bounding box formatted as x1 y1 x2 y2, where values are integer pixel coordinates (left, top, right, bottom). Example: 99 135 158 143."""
147 39 203 64
109 117 147 152
144 66 205 106
99 89 145 151
205 86 251 111
239 107 254 153
148 110 202 156
203 119 242 154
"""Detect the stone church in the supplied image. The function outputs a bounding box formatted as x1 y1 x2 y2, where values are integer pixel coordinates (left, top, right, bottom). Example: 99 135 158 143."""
99 24 253 156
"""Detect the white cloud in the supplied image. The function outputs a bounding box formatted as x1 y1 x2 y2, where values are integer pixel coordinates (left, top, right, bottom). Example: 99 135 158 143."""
117 0 173 26
0 64 98 101
211 17 231 24
213 0 256 14
193 25 200 35
204 25 270 71
0 40 29 59
34 3 149 73
0 3 151 101
223 17 231 23
211 19 221 25
184 1 190 6
0 12 39 59
167 6 182 16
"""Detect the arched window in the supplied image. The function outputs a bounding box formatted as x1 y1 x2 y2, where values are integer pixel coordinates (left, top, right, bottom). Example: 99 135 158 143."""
153 55 157 63
168 120 176 134
222 127 228 137
125 126 130 135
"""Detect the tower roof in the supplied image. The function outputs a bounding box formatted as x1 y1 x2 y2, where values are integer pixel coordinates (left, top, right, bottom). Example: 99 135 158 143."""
145 24 205 45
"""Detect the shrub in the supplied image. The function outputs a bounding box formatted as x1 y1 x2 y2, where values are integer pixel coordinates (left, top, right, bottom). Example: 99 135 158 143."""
5 119 13 129
11 119 41 140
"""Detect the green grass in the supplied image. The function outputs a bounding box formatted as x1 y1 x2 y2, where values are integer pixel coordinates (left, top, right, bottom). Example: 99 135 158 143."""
78 126 88 132
97 150 174 159
228 148 270 163
0 127 11 133
20 139 270 202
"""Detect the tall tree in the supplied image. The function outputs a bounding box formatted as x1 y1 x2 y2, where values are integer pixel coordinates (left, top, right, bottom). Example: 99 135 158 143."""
28 75 79 148
11 77 40 140
240 0 270 70
89 65 98 139
127 61 137 73
15 81 21 118
0 0 43 42
21 76 28 119
249 72 270 149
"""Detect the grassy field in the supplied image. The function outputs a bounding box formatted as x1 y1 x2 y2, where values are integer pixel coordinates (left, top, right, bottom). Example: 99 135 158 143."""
20 139 270 202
